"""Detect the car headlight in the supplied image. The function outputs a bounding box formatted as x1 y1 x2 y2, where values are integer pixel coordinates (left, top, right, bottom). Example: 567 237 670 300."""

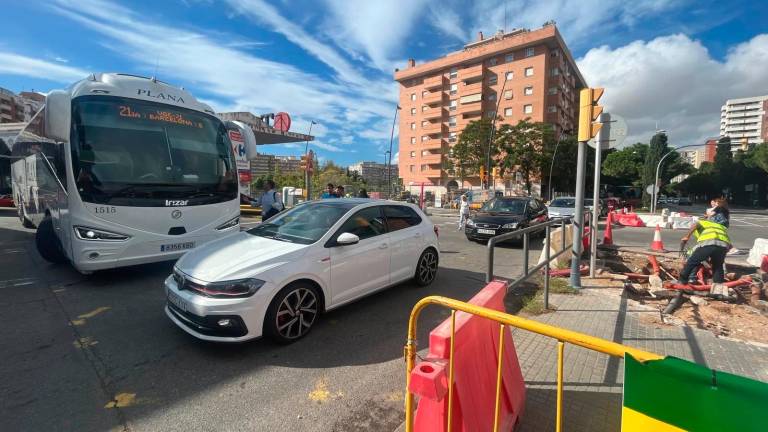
183 277 265 298
466 219 475 227
216 215 240 230
74 226 130 241
502 222 518 229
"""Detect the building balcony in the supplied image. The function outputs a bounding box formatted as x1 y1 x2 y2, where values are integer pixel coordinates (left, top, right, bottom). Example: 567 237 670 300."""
461 81 483 95
422 106 445 121
423 75 446 90
458 100 483 116
420 153 443 164
422 121 446 135
422 90 445 105
421 138 444 150
459 64 484 82
420 168 443 177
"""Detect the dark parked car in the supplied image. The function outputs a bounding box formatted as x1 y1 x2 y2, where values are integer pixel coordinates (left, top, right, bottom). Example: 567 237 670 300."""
678 197 692 205
465 197 548 242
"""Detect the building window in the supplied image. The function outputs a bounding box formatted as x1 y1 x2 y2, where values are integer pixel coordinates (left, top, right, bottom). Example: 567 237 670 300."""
410 122 416 130
524 86 533 96
505 53 514 63
410 137 416 144
411 93 416 101
422 105 429 112
421 120 429 127
450 83 458 95
421 150 429 156
524 67 533 77
448 116 457 126
448 132 457 142
489 75 497 85
409 165 415 173
504 90 513 100
422 135 429 141
487 93 497 102
410 108 416 115
422 90 428 98
525 47 535 57
548 87 558 95
486 110 496 118
504 107 513 116
548 106 557 113
550 49 560 57
488 58 497 66
505 71 513 80
523 104 533 114
449 67 458 79
449 100 457 111
410 151 416 158
551 67 560 76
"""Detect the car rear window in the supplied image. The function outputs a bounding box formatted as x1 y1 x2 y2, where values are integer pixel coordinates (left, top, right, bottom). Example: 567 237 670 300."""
384 205 422 231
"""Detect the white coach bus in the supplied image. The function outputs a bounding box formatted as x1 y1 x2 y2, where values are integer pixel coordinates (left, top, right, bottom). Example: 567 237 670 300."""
11 73 255 273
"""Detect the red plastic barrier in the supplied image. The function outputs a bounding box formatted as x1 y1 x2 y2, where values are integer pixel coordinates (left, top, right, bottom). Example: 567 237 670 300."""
615 213 645 227
411 280 526 432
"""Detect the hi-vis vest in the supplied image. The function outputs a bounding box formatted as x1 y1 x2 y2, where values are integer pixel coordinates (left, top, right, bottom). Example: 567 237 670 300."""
693 220 730 244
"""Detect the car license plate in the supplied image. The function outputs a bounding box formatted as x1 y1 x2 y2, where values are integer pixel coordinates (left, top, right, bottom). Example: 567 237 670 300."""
478 229 496 235
160 242 195 252
167 290 189 313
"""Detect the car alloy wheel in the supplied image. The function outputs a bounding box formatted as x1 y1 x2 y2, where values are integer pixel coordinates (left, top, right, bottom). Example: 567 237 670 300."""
416 249 438 286
274 287 318 341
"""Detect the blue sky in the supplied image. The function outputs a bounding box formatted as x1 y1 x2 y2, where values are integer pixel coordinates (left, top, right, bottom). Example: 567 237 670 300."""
1 0 766 166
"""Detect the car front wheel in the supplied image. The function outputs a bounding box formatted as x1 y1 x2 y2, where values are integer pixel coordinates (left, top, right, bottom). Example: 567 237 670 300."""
415 248 438 286
264 283 320 344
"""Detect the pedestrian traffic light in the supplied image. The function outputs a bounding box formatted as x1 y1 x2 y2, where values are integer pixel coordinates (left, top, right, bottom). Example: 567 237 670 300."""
578 87 604 141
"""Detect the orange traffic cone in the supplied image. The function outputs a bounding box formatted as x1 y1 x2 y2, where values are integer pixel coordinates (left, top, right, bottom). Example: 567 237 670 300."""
650 224 666 252
603 211 614 245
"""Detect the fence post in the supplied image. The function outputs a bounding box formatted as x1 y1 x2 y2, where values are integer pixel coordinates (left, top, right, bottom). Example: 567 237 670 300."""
561 218 566 253
544 225 551 310
486 239 495 283
522 232 529 276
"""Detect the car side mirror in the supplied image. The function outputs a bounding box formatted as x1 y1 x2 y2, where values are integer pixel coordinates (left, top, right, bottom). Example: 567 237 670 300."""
336 232 359 246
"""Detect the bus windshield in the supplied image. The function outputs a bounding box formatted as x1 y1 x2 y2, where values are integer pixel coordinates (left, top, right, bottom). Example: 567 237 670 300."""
71 96 237 206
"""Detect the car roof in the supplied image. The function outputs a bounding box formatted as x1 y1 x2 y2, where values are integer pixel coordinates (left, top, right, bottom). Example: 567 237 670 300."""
303 198 420 209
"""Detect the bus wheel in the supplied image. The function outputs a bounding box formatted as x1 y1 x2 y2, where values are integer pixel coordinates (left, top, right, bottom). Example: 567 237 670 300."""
36 217 68 264
17 199 35 229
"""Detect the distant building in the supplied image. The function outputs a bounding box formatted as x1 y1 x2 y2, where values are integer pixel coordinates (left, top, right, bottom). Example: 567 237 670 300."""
394 22 587 195
348 161 398 188
250 154 303 177
720 95 768 147
0 87 25 123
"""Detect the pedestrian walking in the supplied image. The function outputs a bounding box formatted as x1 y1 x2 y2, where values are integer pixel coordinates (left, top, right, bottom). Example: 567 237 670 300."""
336 185 346 198
321 183 337 199
458 195 470 230
679 204 731 295
251 180 284 221
357 188 369 198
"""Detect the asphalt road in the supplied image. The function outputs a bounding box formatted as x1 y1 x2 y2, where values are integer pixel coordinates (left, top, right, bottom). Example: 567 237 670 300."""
0 209 534 432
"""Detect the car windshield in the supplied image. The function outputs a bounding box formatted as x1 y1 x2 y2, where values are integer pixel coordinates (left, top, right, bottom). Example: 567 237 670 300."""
71 96 237 206
480 199 526 214
246 202 355 245
550 198 575 207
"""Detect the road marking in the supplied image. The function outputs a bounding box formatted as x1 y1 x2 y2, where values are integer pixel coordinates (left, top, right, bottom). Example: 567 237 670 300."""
72 306 111 326
104 393 136 409
731 218 766 227
0 278 37 289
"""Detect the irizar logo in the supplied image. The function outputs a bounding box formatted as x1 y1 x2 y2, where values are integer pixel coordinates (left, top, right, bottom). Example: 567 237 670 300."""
166 200 188 207
137 89 185 104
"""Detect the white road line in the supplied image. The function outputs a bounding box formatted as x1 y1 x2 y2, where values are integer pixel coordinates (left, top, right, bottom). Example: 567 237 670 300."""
0 278 38 289
730 218 766 227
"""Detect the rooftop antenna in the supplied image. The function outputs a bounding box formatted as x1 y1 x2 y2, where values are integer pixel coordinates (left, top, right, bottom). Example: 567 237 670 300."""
151 57 159 83
504 0 507 33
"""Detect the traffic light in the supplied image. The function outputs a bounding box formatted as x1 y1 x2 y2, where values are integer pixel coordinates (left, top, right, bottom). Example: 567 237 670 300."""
300 153 311 172
479 165 486 180
492 167 499 178
578 87 604 141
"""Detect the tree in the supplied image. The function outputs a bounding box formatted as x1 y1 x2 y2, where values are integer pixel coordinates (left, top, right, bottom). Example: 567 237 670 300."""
450 118 497 182
641 132 668 207
602 143 647 186
745 142 768 174
495 119 554 195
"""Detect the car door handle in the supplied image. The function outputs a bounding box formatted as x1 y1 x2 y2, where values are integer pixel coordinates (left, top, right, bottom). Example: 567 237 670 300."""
414 232 422 238
378 243 389 249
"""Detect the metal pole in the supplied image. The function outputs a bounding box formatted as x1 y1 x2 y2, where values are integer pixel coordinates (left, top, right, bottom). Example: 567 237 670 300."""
544 225 551 309
547 130 570 200
569 139 587 289
485 71 510 190
651 143 703 213
304 121 315 199
522 232 529 276
387 105 400 199
590 113 609 277
486 240 495 283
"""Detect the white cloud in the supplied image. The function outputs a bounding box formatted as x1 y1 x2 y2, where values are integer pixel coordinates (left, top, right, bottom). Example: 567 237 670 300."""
391 151 399 164
577 33 768 147
311 141 344 152
428 4 469 42
0 52 87 82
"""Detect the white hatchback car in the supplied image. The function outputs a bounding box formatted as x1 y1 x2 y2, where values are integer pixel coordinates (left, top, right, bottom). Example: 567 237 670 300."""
164 199 439 343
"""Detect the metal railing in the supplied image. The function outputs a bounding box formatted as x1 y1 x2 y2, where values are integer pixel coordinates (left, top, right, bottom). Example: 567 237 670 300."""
403 295 662 432
486 213 590 308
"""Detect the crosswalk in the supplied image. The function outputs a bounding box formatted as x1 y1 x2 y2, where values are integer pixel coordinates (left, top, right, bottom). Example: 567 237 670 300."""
729 214 768 228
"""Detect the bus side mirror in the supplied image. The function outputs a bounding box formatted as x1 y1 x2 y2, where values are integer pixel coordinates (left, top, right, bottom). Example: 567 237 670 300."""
229 120 258 159
45 91 71 143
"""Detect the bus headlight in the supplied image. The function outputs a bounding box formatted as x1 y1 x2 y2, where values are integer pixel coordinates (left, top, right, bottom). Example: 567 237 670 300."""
216 215 240 231
74 226 130 241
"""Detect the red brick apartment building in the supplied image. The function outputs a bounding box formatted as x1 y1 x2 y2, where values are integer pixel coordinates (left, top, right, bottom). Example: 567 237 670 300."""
394 23 587 196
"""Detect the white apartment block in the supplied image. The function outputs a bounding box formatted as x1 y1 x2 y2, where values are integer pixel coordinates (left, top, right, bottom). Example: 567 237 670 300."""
720 95 768 147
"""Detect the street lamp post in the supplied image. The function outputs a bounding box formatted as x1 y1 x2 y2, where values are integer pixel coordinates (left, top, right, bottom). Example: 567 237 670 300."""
651 143 703 213
485 71 511 190
387 105 401 199
547 130 571 200
383 151 390 194
304 120 317 199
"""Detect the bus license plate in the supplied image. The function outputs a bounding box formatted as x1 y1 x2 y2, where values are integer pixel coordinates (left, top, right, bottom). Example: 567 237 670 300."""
167 290 189 313
478 229 496 235
160 242 195 252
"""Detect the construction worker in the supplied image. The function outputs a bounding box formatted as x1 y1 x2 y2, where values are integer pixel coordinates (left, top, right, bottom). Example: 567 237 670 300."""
678 205 731 295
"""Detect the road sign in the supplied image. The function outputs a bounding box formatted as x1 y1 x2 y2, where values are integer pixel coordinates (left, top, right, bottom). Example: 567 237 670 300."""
273 112 291 132
646 184 659 195
588 114 628 150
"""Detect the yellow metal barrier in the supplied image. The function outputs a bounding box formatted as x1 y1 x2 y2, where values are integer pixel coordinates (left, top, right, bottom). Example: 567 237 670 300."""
404 295 662 432
239 205 261 216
